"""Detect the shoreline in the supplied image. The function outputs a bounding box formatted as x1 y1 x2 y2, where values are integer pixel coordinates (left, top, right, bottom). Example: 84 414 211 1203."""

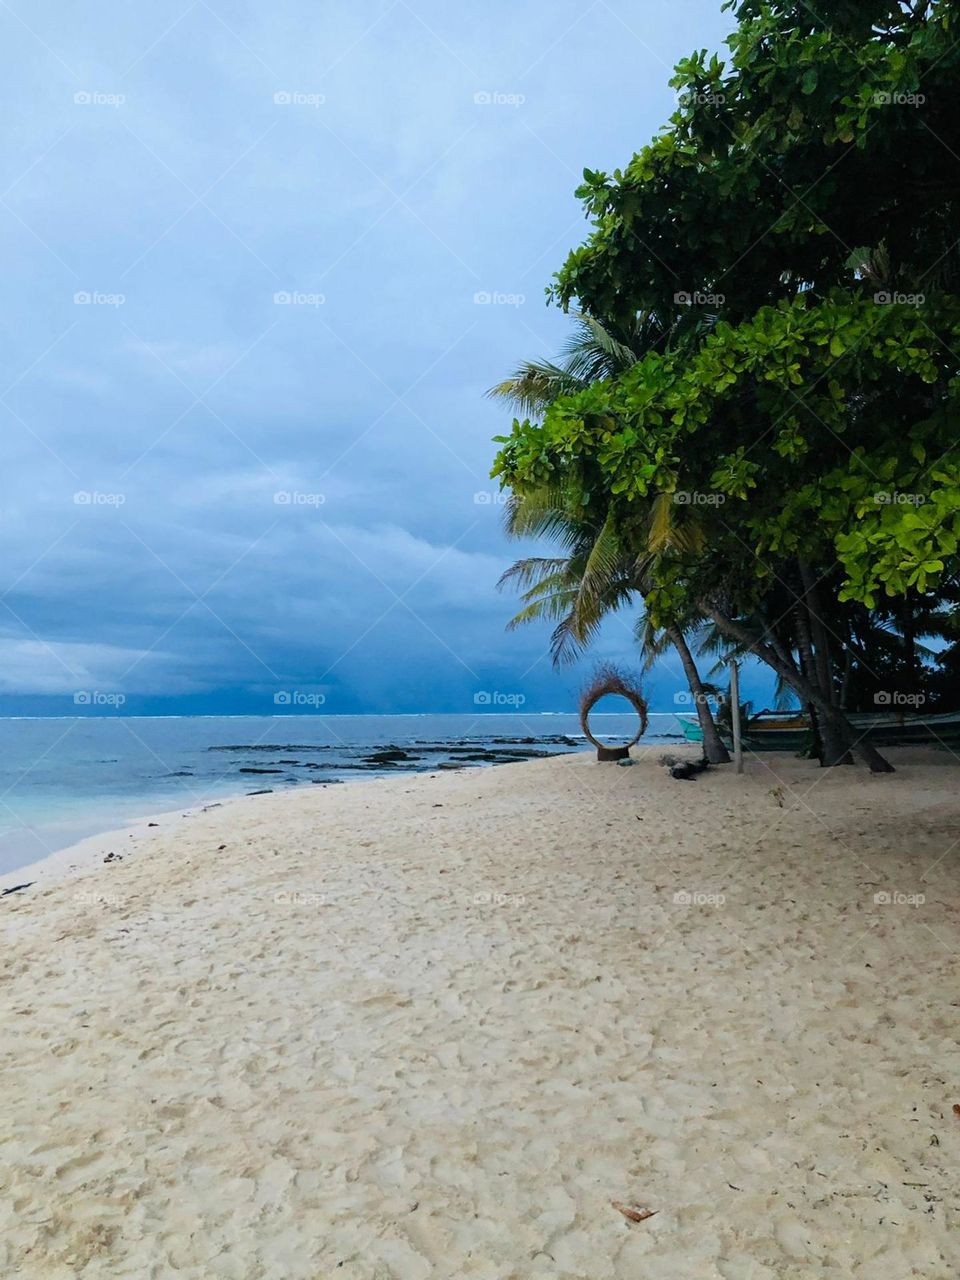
0 730 681 892
0 779 374 895
0 774 399 896
3 747 957 1276
0 738 953 899
0 800 217 896
0 718 684 887
0 751 593 896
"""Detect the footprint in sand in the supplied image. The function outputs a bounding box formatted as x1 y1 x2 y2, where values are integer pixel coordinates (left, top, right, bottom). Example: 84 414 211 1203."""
54 1151 112 1191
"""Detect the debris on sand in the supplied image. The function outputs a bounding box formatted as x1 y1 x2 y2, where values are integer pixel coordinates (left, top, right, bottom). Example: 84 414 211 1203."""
611 1201 657 1223
659 754 711 782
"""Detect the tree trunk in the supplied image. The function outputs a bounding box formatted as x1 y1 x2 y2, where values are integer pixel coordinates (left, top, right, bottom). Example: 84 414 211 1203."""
840 644 852 710
796 562 852 764
794 603 850 766
704 605 895 773
795 611 825 762
799 561 837 709
667 626 730 764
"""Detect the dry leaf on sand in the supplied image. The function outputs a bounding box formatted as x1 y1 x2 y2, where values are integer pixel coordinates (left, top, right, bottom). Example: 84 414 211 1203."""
611 1201 657 1223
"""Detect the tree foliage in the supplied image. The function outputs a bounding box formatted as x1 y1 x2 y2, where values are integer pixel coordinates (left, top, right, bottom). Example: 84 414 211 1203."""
491 0 960 768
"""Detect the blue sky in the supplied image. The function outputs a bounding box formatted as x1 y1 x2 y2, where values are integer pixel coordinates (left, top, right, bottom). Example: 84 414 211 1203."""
1 0 772 716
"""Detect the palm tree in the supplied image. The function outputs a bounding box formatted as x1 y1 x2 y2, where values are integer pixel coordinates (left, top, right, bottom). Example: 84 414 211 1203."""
487 311 662 417
490 315 909 771
498 489 731 764
490 315 730 764
635 612 731 764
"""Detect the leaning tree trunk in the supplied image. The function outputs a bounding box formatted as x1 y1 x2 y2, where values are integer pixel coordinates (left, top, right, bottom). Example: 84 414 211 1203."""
704 605 895 773
799 561 837 711
667 626 730 764
797 561 852 765
839 644 852 710
794 602 850 766
795 624 825 762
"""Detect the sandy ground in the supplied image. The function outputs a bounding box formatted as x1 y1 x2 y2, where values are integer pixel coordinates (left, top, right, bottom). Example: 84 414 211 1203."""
0 803 206 896
0 747 958 1279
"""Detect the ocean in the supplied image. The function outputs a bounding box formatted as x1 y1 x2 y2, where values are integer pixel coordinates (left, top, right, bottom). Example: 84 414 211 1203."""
0 712 681 876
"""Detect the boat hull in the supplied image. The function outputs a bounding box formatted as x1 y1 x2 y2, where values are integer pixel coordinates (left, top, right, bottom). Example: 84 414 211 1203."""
675 711 960 753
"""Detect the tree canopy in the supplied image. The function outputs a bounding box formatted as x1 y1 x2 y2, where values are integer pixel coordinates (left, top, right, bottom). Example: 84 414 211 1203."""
491 0 960 769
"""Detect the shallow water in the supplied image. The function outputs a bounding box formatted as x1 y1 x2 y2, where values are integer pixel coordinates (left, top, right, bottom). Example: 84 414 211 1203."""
0 713 681 875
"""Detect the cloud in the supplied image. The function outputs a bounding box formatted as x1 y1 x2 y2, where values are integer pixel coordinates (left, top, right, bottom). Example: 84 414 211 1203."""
311 522 504 606
0 638 178 696
1 0 733 712
121 338 249 384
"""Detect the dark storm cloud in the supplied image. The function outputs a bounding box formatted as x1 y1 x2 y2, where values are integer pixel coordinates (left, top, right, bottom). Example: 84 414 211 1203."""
1 0 733 714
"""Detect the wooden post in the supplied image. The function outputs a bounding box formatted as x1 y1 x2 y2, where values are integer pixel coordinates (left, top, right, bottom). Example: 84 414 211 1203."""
730 660 744 775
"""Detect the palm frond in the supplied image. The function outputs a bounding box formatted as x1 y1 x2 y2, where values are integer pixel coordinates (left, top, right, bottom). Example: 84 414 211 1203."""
564 313 638 371
497 557 572 593
633 612 674 671
549 611 589 665
486 361 583 416
573 511 625 618
503 491 586 548
648 493 676 554
648 492 707 555
507 590 579 631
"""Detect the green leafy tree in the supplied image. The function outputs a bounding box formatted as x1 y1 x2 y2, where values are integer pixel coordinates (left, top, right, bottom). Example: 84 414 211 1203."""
494 0 960 772
499 491 731 763
489 317 730 763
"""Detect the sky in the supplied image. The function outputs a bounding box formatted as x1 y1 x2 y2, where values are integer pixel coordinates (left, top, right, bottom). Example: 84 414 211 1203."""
0 0 768 717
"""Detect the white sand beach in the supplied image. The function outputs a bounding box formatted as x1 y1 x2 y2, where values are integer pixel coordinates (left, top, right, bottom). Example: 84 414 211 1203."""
1 748 958 1279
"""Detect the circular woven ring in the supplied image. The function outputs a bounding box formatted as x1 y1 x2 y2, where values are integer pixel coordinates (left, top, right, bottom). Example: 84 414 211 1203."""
579 668 649 750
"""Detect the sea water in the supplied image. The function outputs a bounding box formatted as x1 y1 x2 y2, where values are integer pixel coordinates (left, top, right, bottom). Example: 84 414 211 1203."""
0 712 680 875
